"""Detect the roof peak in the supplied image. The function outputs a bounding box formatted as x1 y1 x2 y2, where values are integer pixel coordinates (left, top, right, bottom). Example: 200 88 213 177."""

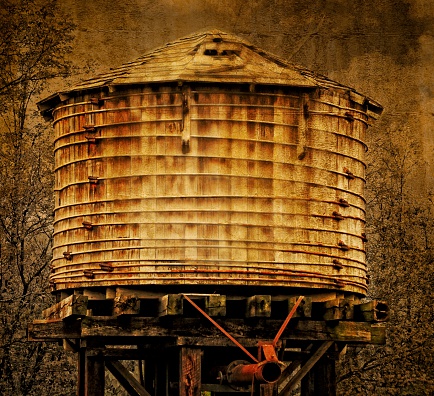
68 28 318 91
38 29 382 117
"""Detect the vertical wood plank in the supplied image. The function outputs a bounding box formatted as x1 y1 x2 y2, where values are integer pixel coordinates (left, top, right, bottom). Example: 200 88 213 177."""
179 348 201 396
77 348 86 396
261 383 276 396
300 355 336 396
86 357 105 396
77 348 105 396
144 359 156 396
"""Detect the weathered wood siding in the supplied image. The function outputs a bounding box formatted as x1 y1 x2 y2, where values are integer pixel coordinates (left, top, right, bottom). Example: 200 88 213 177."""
51 83 370 294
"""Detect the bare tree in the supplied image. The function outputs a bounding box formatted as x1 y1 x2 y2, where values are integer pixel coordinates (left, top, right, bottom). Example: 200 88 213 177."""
337 119 434 395
0 0 77 394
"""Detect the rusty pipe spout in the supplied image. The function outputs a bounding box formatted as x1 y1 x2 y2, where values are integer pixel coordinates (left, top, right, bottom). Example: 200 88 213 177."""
226 360 282 385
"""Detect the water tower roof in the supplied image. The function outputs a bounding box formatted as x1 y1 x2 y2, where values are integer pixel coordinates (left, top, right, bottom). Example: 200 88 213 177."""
38 29 382 118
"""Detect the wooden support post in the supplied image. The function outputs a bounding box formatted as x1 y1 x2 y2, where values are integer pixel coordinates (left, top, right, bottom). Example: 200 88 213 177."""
77 346 105 396
77 347 86 396
246 295 271 318
301 354 336 396
86 357 105 396
144 359 156 396
155 357 169 396
260 383 276 396
179 348 201 396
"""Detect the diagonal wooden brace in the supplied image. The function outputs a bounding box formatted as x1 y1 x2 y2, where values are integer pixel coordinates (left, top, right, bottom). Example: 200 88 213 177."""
278 341 334 396
105 360 151 396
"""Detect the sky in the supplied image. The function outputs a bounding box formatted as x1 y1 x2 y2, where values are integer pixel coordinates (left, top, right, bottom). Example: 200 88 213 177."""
57 0 434 189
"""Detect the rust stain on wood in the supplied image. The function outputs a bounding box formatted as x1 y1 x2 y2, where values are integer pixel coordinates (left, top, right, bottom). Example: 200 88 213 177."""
39 30 382 297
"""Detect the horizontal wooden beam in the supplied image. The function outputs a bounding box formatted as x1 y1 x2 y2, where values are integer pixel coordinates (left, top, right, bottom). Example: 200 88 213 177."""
356 300 389 322
28 317 385 345
42 295 88 320
28 319 82 341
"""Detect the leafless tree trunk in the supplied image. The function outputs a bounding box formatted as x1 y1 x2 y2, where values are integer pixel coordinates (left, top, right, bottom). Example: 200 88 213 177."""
0 1 78 394
337 117 434 395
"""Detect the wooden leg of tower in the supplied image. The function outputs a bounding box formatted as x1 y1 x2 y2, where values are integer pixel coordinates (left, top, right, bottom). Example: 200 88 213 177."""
77 348 105 396
86 357 105 396
155 357 169 396
76 346 105 396
144 359 156 395
140 353 171 396
261 383 277 396
179 347 201 396
300 354 336 396
77 347 86 396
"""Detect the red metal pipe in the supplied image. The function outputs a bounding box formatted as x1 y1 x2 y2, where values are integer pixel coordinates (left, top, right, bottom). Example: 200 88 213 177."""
227 361 282 385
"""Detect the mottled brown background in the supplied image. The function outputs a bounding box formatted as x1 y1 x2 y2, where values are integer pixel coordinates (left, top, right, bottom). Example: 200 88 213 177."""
56 0 434 189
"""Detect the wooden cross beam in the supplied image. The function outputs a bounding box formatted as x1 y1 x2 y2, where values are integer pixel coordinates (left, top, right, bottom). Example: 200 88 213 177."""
28 317 386 345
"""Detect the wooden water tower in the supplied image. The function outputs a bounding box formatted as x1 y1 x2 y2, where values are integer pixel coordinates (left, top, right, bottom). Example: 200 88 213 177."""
30 29 387 395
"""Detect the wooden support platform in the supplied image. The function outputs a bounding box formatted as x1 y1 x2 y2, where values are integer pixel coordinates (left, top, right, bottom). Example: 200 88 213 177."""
49 289 389 322
29 316 385 345
28 293 387 396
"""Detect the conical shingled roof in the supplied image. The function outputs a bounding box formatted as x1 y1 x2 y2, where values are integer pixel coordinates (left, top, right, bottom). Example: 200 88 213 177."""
70 29 320 90
39 29 382 116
